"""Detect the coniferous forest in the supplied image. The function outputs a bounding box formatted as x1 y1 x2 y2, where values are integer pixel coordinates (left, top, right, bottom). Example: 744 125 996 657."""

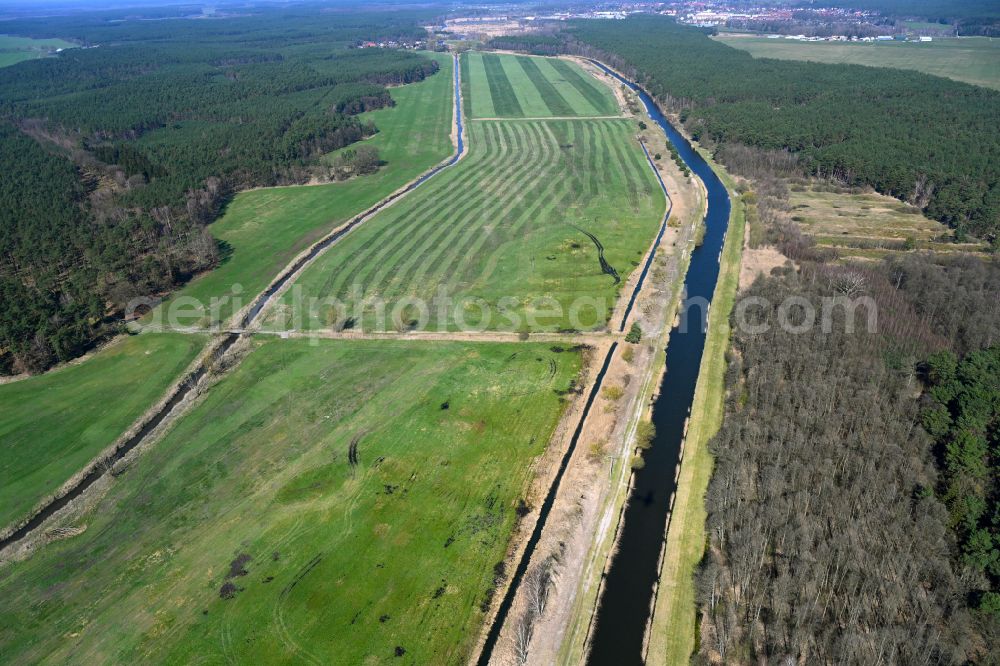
567 16 1000 241
0 8 438 374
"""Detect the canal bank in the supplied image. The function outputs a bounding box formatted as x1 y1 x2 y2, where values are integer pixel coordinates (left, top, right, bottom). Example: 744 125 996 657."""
584 61 735 666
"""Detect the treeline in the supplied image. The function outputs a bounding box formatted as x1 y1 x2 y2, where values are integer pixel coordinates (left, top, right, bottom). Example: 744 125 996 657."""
0 9 441 374
564 16 1000 242
486 34 564 56
921 346 1000 616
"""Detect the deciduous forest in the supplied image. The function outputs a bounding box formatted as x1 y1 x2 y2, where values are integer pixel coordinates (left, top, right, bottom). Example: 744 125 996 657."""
0 8 438 374
689 180 999 662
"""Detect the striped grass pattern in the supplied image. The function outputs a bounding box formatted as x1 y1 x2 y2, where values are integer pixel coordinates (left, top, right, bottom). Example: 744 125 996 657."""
466 52 618 119
276 118 663 332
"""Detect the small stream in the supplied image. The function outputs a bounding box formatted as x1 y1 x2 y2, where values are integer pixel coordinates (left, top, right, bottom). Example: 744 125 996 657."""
586 60 732 665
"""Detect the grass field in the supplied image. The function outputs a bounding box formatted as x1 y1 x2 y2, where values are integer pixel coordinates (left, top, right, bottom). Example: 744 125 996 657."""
0 34 75 68
146 52 454 329
0 338 580 664
646 160 745 665
465 52 618 118
0 333 205 530
267 117 663 333
715 35 1000 90
787 181 987 258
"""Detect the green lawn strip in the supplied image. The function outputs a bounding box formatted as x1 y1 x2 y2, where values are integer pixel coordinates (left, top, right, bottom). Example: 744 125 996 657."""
0 333 206 529
546 58 618 116
0 338 581 664
465 52 497 119
497 54 551 117
515 56 576 116
646 158 745 665
273 118 662 333
460 51 476 118
145 53 454 329
715 35 1000 90
481 53 524 117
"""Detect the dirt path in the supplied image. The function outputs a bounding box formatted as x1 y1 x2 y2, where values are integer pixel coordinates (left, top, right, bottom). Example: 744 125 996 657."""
476 94 706 664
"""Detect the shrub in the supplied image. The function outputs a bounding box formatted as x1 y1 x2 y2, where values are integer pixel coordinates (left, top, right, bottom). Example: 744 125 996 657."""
635 420 655 449
602 384 624 401
625 323 643 344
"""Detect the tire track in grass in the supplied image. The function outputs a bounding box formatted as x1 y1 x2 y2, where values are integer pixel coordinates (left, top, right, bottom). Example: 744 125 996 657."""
482 53 523 117
548 59 617 116
516 56 576 117
573 225 620 283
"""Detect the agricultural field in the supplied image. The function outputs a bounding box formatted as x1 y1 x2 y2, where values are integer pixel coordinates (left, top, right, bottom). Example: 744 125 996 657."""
464 52 619 118
0 338 581 664
0 333 205 530
265 116 663 333
145 52 455 329
714 35 1000 90
787 181 988 259
0 34 74 68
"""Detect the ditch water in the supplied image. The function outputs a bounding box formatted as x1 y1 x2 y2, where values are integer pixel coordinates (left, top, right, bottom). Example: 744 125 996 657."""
586 60 732 664
0 55 467 556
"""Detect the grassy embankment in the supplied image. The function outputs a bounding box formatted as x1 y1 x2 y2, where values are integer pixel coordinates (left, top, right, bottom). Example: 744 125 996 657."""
147 52 455 328
0 339 580 664
0 333 205 529
714 35 1000 90
0 35 75 68
271 53 661 333
646 153 745 664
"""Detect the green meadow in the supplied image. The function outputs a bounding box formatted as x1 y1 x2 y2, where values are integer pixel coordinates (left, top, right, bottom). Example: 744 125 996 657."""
465 51 618 118
0 333 205 529
0 338 580 664
0 35 75 68
715 35 1000 90
147 52 455 328
268 117 663 333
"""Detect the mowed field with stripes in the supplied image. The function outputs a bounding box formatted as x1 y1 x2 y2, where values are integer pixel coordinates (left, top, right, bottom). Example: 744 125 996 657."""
269 53 664 333
463 51 619 118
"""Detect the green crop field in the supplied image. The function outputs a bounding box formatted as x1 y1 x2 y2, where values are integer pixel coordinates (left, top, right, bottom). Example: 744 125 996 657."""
145 52 455 329
0 333 205 530
715 35 1000 90
0 34 75 68
0 338 581 664
266 117 663 333
465 52 618 118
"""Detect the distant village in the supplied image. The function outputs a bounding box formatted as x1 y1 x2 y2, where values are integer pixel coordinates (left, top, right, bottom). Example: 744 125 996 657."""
437 1 959 41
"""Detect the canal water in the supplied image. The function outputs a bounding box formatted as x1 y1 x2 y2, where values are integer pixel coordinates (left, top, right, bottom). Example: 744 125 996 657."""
586 60 732 665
